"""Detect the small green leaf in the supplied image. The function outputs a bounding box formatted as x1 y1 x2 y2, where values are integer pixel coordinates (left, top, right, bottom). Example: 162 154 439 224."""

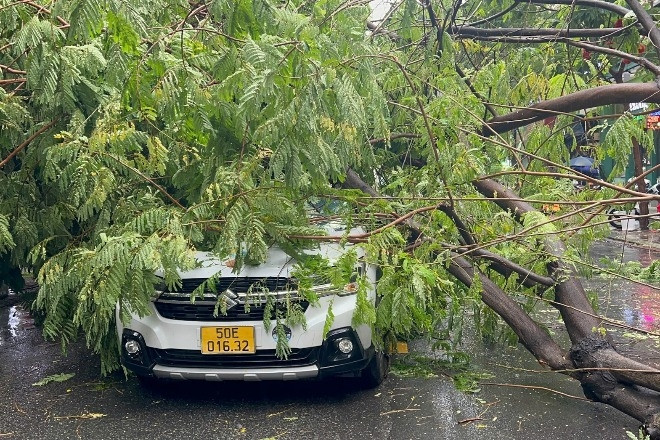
32 373 75 386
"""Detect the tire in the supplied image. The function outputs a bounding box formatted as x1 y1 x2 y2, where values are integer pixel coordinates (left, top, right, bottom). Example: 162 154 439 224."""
358 350 390 389
607 207 640 230
606 208 626 229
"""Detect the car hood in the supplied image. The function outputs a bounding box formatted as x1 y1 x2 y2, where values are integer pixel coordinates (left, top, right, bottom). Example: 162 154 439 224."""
173 226 364 279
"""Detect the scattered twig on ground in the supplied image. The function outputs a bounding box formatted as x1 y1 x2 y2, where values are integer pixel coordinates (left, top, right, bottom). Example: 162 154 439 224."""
480 382 589 400
457 399 496 425
457 416 484 424
380 396 420 416
380 408 421 416
53 412 106 420
267 404 294 418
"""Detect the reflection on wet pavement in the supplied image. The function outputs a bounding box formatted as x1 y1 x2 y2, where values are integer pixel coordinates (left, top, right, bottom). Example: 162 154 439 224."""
8 306 19 337
590 232 660 334
1 302 34 345
622 284 660 331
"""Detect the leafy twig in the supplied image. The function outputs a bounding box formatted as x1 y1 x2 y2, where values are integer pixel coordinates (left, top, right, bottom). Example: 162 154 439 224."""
0 118 59 169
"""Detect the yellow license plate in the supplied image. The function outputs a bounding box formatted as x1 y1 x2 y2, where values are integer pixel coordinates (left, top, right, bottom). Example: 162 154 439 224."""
200 326 256 354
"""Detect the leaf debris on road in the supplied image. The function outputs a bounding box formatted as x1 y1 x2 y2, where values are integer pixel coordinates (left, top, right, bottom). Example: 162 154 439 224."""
32 373 75 386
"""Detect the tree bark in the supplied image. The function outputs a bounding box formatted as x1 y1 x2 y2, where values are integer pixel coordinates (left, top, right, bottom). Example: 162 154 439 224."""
524 0 629 16
344 168 571 370
624 0 660 60
454 25 625 39
344 168 660 436
473 178 660 436
472 178 605 342
448 254 573 370
482 82 660 136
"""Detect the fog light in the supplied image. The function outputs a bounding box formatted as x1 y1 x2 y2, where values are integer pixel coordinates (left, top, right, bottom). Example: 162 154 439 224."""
337 338 354 354
125 339 141 355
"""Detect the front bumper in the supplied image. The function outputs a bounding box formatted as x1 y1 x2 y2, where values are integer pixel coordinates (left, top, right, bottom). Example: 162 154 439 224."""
152 364 319 381
121 326 373 381
118 291 374 381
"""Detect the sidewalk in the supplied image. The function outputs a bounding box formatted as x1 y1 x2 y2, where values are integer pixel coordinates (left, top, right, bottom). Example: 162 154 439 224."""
607 229 660 253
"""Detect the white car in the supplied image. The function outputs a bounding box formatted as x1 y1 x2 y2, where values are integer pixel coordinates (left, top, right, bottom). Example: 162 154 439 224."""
117 234 389 388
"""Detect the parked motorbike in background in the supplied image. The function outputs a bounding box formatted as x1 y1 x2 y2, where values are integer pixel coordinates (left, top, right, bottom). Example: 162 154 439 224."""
566 157 659 229
606 180 660 229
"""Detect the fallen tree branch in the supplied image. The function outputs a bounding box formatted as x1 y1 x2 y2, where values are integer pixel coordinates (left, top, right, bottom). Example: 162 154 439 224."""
473 177 660 437
0 64 27 75
453 25 627 39
561 39 660 76
447 253 573 370
0 78 27 85
459 247 556 287
101 153 185 210
0 118 58 169
21 0 69 27
624 0 660 60
523 0 629 16
342 168 572 370
482 82 660 135
473 178 603 341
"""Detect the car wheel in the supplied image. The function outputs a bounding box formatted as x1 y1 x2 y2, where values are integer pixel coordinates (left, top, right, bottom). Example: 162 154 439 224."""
606 208 625 229
358 350 390 389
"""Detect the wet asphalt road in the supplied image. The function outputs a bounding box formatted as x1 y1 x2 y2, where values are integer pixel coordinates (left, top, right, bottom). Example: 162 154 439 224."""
1 235 652 440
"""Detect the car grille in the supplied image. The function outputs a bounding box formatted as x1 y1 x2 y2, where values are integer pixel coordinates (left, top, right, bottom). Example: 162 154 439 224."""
163 277 296 294
153 301 309 321
149 347 319 368
154 276 309 321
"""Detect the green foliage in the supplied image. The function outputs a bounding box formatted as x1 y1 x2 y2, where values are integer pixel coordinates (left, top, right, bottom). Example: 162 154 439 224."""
390 353 470 378
600 113 653 180
626 428 651 440
598 258 660 283
547 73 587 99
0 215 15 253
0 0 648 379
390 353 493 393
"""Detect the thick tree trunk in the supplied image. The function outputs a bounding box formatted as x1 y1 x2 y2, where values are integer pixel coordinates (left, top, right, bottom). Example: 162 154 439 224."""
472 178 604 341
345 168 660 437
473 178 660 436
447 254 572 370
570 337 660 438
482 82 660 135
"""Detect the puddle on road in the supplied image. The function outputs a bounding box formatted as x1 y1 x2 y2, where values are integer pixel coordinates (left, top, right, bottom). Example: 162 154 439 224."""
589 235 660 333
620 284 660 331
8 306 20 337
1 297 35 345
